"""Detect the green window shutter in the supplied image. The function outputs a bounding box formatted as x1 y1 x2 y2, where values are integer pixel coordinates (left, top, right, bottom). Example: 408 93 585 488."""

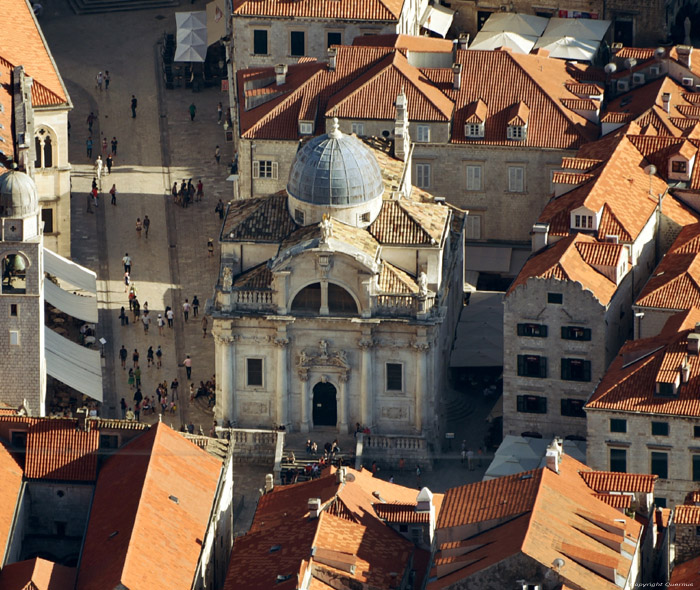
517 355 525 376
540 357 547 378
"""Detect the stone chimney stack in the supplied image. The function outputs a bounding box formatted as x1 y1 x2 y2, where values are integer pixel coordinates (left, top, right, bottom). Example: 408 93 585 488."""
545 438 562 474
275 64 288 86
328 47 337 71
452 63 463 91
677 45 693 69
265 473 274 493
531 222 550 252
662 92 671 113
308 497 321 519
458 33 469 50
394 89 410 162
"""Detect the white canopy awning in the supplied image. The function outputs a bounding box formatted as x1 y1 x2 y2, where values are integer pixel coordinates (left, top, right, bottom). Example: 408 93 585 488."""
420 4 454 38
469 30 538 54
174 43 208 62
543 17 611 41
175 10 209 63
44 280 98 323
175 10 207 31
43 248 97 293
481 12 549 36
534 35 600 62
45 327 103 402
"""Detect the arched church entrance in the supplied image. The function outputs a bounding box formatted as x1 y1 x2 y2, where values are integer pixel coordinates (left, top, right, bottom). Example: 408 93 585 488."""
312 381 337 427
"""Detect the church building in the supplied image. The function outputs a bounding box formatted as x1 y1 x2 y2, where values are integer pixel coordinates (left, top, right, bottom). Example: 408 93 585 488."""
208 118 465 442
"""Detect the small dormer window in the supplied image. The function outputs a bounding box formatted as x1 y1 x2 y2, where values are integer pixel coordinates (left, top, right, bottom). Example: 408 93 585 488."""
672 160 688 174
656 382 678 397
465 123 484 138
299 121 313 135
351 122 364 136
416 125 430 143
507 125 527 141
574 214 594 229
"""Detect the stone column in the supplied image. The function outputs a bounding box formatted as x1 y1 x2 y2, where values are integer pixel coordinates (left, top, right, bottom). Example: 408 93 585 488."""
320 279 329 315
359 337 374 430
338 372 349 434
413 341 430 434
274 336 289 429
299 370 310 433
214 332 236 425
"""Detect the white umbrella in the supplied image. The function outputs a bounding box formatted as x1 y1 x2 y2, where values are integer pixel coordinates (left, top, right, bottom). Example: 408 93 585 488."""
469 30 538 54
481 12 549 37
543 17 611 41
174 42 207 63
175 11 207 31
534 36 600 61
177 27 208 47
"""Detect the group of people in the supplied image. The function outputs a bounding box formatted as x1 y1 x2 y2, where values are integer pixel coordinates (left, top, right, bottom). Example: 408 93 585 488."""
189 376 216 408
120 375 179 421
171 178 204 207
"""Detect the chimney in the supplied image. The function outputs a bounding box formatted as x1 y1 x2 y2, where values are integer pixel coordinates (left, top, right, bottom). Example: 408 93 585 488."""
458 33 469 51
452 63 462 91
531 222 550 252
677 45 693 69
275 64 288 86
328 47 337 71
662 92 671 113
611 42 623 55
416 487 433 513
695 322 700 334
265 473 274 493
336 466 347 484
682 356 691 383
688 333 700 355
308 497 321 519
545 438 562 474
394 89 410 162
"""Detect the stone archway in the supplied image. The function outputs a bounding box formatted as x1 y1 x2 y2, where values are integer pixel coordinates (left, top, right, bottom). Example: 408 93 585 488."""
312 381 337 427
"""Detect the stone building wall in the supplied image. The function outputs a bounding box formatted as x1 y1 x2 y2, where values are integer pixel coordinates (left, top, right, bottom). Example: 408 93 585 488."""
236 138 301 199
675 523 700 565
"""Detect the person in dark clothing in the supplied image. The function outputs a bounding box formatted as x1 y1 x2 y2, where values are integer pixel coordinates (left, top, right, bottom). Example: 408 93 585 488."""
130 95 138 118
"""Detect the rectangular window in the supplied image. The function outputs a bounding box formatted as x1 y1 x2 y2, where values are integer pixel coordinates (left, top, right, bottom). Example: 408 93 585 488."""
651 451 668 479
508 166 524 192
465 123 484 138
610 448 627 472
253 29 268 55
416 125 430 143
651 421 669 436
10 431 26 448
573 214 594 230
351 122 364 136
386 363 403 391
416 163 431 189
561 398 586 418
466 165 482 191
327 31 342 48
507 125 526 140
9 331 19 346
656 497 667 508
465 215 481 240
693 455 700 482
41 208 54 233
360 212 371 224
299 122 313 135
253 160 278 179
547 292 563 304
294 209 305 225
561 326 591 341
561 358 592 382
695 425 700 438
516 395 547 414
610 418 627 433
517 355 547 378
657 382 677 397
290 31 305 57
10 304 17 317
517 323 548 338
672 160 688 173
246 358 263 387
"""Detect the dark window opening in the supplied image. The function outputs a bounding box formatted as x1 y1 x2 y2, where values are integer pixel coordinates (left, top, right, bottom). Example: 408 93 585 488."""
327 32 341 48
672 160 688 173
42 208 54 233
517 355 547 378
43 136 52 168
656 497 667 508
651 451 668 479
610 418 627 433
247 358 263 387
10 304 17 317
291 283 321 314
328 283 357 315
290 31 305 57
11 431 27 448
547 292 563 304
387 363 403 391
694 425 700 438
99 434 119 449
561 326 591 341
561 398 586 418
693 455 700 482
610 448 627 473
253 30 268 55
2 254 27 294
651 421 669 436
517 395 547 414
561 358 591 382
517 323 548 337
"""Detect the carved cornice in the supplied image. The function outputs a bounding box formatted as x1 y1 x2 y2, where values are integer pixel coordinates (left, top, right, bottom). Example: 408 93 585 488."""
358 338 375 350
274 337 289 348
411 341 431 352
213 333 238 345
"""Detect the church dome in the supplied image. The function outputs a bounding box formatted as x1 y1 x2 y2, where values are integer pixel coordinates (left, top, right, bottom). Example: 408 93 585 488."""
287 119 384 207
0 168 38 218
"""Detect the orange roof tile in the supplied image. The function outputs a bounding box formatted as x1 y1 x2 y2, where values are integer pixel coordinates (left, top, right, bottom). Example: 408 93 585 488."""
0 0 68 105
593 493 632 509
222 194 298 242
233 263 273 289
661 193 700 227
0 557 76 590
24 419 99 481
0 59 14 168
560 157 603 171
552 171 594 184
636 252 700 310
463 98 488 123
675 505 700 524
575 240 625 268
615 47 656 60
656 507 671 528
669 553 700 587
76 423 222 590
378 262 418 294
352 34 453 53
565 82 604 96
374 502 429 523
0 441 22 562
580 471 657 493
233 0 404 20
369 198 449 245
561 98 599 111
507 101 530 126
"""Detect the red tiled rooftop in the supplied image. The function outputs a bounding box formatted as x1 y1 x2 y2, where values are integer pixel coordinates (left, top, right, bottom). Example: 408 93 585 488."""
676 505 700 525
593 493 632 509
580 471 657 493
0 441 22 563
233 0 404 20
0 557 76 590
669 553 700 587
352 34 453 53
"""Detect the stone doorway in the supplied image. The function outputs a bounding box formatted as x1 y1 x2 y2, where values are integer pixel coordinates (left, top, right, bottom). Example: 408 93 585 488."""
312 381 337 427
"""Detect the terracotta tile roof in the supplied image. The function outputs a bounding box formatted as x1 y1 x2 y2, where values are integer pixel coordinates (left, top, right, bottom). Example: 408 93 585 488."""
233 263 273 289
222 194 298 242
672 225 700 254
507 101 530 126
615 47 656 60
661 193 700 227
601 112 636 124
431 455 642 590
669 553 700 587
552 171 594 184
464 98 488 123
560 157 603 171
76 423 222 590
25 420 99 481
657 507 671 527
575 240 625 268
0 557 76 590
561 98 599 111
233 0 404 20
593 493 632 509
580 471 657 493
686 490 700 505
373 502 429 523
565 82 604 96
675 505 700 524
352 34 453 53
507 234 618 305
369 198 449 245
586 308 700 416
635 253 700 310
378 261 418 294
281 218 380 260
0 441 22 562
0 59 14 168
86 417 149 431
0 1 68 105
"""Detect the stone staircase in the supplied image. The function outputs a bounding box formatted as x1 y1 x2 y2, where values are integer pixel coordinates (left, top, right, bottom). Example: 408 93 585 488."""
280 430 358 484
67 0 179 15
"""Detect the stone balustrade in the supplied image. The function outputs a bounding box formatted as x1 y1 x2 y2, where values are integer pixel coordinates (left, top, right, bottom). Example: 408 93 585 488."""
221 428 280 464
373 294 436 318
231 289 275 311
357 433 432 471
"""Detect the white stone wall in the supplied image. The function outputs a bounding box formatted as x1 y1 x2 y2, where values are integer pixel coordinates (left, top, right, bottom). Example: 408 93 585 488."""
237 138 301 199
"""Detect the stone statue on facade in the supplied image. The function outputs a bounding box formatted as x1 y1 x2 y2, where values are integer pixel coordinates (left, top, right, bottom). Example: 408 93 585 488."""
320 215 333 242
221 266 233 291
418 271 428 297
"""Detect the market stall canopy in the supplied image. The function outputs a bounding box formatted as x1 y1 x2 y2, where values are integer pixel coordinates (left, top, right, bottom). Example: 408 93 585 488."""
481 12 549 37
44 280 98 323
175 10 208 63
43 247 97 294
175 10 206 31
542 17 611 40
534 35 600 61
174 44 208 62
420 3 454 38
469 30 538 54
45 327 103 403
206 0 226 46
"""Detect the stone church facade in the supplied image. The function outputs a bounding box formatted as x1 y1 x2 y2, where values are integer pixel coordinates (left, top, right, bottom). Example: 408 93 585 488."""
208 121 464 442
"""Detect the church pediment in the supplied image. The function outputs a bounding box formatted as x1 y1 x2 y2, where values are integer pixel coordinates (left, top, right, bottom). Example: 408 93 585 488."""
297 340 351 381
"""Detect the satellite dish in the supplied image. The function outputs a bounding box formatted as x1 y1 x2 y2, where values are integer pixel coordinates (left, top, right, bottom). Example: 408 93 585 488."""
552 557 566 570
604 62 617 74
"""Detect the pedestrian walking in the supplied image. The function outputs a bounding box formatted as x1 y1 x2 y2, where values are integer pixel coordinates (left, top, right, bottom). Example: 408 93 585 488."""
156 345 163 368
171 182 178 200
217 102 223 123
171 377 179 401
214 145 221 164
201 315 208 338
157 313 164 335
135 217 142 238
119 306 128 326
127 369 135 389
106 153 113 174
188 179 195 205
95 156 103 181
181 356 192 380
91 186 99 208
111 136 118 155
96 71 104 90
104 70 110 90
183 299 191 322
143 215 150 238
196 179 203 201
142 312 150 334
416 464 422 487
215 200 224 220
134 387 143 407
110 184 117 205
189 102 197 121
192 295 199 317
461 440 467 464
122 253 131 274
123 271 131 292
208 238 214 257
166 307 174 328
120 397 127 419
130 95 137 118
119 345 127 369
86 136 93 158
147 345 154 367
133 299 141 322
132 348 140 368
101 137 108 154
134 367 142 388
86 112 95 132
125 407 135 421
